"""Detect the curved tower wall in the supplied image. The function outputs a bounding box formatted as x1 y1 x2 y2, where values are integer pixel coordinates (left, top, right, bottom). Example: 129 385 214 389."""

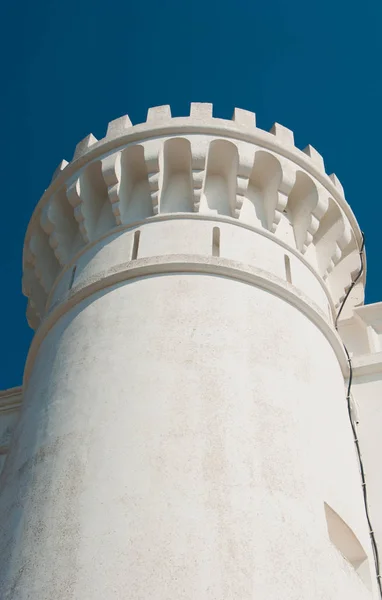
0 104 375 598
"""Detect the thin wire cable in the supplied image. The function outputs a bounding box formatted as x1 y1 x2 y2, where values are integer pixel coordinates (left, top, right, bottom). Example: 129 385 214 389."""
335 232 382 596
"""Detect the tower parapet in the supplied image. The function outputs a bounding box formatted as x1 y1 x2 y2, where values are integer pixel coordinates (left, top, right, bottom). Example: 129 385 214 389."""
23 103 364 336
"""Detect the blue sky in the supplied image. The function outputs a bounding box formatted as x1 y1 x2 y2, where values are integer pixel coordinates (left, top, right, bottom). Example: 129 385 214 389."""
1 0 381 388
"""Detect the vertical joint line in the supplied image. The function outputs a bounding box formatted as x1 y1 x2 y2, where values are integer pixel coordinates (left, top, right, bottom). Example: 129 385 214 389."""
69 265 77 290
212 226 220 257
131 230 141 261
284 254 292 283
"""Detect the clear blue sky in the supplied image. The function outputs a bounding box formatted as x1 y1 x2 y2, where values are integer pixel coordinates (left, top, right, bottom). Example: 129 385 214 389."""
1 0 381 388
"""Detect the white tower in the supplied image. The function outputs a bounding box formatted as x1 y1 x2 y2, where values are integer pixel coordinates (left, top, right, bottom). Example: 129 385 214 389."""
0 103 379 599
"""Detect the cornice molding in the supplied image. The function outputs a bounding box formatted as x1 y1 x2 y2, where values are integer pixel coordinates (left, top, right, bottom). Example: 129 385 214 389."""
352 352 382 378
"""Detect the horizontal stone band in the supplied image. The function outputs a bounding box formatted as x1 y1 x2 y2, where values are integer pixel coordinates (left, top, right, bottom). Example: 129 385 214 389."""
23 254 348 385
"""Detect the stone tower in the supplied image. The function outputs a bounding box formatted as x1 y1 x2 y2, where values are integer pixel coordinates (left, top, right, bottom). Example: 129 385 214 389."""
1 103 381 599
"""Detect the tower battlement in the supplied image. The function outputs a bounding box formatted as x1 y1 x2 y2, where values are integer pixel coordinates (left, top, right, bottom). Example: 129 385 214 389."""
23 103 364 335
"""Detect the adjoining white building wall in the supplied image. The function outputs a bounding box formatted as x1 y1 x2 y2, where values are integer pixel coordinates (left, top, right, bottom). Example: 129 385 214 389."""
0 104 379 599
353 370 382 554
339 303 382 581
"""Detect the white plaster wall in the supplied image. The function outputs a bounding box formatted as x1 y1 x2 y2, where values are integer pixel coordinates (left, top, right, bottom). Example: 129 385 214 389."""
0 273 372 599
339 320 371 356
352 371 382 573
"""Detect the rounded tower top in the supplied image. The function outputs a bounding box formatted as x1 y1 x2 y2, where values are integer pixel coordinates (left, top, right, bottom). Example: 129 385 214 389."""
23 103 365 330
